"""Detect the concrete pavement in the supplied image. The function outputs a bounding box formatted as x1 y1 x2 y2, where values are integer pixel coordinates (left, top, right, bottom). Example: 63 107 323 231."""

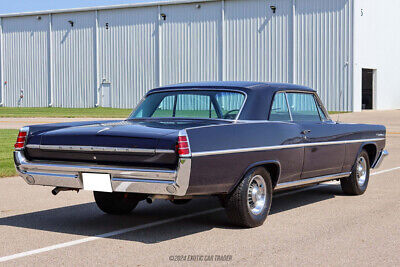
0 110 399 266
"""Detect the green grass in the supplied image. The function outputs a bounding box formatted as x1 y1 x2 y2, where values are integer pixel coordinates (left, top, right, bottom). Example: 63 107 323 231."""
0 107 132 118
0 129 18 178
0 107 349 118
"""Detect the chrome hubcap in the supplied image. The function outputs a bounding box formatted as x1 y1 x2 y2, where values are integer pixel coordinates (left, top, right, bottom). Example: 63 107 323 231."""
247 175 267 215
356 156 367 186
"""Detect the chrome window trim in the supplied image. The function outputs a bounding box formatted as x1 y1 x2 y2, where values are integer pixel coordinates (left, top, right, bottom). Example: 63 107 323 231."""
191 138 386 157
25 144 175 154
129 88 248 122
284 92 293 121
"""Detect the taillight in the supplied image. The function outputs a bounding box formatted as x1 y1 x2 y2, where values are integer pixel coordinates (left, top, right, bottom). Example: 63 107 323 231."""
177 130 191 157
14 127 29 150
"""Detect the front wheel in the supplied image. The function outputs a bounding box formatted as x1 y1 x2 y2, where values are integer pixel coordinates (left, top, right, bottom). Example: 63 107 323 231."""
94 191 141 215
222 167 273 228
340 150 370 195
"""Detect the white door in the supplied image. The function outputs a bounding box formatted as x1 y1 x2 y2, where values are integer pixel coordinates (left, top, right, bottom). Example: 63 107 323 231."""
101 83 111 108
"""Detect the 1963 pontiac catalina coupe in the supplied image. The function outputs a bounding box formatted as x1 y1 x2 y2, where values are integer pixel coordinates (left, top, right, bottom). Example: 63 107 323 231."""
14 82 388 227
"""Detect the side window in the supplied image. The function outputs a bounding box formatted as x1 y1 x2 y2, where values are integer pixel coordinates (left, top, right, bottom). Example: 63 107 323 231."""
286 93 321 122
269 93 291 121
316 102 328 121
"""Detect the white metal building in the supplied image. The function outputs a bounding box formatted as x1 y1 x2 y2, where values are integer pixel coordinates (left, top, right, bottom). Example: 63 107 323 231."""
0 0 399 111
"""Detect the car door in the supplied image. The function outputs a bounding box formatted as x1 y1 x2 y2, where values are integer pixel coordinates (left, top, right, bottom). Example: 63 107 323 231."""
286 92 346 179
269 92 304 182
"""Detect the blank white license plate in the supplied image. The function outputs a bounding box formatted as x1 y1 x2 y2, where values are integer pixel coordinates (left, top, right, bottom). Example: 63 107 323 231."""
82 173 112 192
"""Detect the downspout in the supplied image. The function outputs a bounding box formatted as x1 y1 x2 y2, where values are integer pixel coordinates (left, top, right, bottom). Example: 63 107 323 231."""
218 0 225 82
0 17 4 107
48 14 53 107
156 5 162 88
291 0 296 84
94 10 100 107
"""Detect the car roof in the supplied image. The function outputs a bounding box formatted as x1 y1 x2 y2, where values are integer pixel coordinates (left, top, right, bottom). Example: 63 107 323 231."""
146 81 317 120
149 81 316 93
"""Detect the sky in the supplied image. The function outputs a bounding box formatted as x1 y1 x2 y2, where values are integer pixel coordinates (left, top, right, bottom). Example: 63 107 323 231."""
0 0 168 15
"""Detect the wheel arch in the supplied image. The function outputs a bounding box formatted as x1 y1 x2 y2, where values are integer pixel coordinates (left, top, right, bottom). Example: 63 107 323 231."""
228 160 281 193
359 142 378 167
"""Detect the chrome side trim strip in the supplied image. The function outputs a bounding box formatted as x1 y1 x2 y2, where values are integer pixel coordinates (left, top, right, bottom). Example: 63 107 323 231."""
371 150 388 169
26 144 175 155
275 172 351 190
191 138 385 157
155 149 176 154
24 171 78 179
112 177 175 184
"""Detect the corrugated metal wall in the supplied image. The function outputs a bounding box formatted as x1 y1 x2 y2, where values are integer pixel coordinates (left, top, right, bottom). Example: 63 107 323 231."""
1 15 49 107
0 0 354 111
224 0 292 83
160 2 221 85
51 12 95 108
98 7 158 108
295 0 353 111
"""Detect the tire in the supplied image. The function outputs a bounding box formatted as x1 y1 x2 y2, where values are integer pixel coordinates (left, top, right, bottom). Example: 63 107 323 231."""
170 199 192 205
223 167 273 228
340 150 370 195
94 191 141 215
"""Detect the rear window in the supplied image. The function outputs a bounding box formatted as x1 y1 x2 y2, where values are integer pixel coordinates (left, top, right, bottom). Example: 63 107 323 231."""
131 90 246 120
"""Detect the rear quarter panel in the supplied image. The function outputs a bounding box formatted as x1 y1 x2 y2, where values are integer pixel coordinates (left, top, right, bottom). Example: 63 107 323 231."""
338 123 386 172
185 122 304 195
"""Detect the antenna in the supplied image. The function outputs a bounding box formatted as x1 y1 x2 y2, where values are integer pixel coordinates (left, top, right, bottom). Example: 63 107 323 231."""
336 89 343 123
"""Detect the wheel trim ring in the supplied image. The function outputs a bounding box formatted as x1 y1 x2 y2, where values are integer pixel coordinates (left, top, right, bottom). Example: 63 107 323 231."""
356 156 367 186
247 175 267 215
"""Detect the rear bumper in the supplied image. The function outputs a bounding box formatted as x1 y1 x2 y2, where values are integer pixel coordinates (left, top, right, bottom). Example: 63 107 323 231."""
371 150 388 169
14 151 191 196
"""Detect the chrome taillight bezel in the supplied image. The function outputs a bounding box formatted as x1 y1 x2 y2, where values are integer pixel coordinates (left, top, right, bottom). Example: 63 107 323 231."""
14 127 30 150
177 130 191 158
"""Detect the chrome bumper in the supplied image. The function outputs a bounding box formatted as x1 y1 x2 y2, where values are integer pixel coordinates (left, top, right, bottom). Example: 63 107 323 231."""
371 150 389 169
14 151 191 196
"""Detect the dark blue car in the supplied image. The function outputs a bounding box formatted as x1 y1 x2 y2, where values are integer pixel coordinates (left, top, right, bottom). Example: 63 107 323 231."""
14 82 388 227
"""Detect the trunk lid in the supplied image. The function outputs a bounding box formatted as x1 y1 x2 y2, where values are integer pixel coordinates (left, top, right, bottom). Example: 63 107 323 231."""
26 119 227 167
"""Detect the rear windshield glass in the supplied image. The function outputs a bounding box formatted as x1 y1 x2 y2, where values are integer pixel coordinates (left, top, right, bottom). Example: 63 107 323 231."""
130 90 246 120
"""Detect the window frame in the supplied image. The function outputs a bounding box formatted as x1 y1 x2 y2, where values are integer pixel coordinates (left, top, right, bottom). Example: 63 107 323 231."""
268 90 330 122
129 89 248 121
268 92 292 122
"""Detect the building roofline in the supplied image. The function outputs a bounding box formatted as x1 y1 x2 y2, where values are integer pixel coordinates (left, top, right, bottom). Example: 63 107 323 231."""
0 0 219 18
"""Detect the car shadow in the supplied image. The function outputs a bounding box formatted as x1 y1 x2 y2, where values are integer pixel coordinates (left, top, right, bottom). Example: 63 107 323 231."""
0 184 345 244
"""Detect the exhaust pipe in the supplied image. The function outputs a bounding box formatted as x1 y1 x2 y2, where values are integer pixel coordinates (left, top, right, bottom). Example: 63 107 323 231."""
146 194 173 204
52 187 79 196
146 195 155 204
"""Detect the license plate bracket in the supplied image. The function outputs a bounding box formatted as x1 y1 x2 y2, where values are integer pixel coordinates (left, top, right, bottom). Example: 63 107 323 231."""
82 173 112 192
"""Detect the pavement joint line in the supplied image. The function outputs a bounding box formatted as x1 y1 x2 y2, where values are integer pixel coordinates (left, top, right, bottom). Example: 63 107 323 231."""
1 166 399 263
370 166 400 176
0 208 224 263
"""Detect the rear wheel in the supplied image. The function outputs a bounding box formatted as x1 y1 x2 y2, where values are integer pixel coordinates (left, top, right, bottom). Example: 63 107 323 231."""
340 150 370 195
94 191 142 215
223 167 273 228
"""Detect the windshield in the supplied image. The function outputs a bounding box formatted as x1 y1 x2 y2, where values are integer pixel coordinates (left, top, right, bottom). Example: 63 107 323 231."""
130 90 246 120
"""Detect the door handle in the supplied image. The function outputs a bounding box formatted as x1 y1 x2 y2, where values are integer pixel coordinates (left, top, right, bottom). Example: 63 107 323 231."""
301 129 311 135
